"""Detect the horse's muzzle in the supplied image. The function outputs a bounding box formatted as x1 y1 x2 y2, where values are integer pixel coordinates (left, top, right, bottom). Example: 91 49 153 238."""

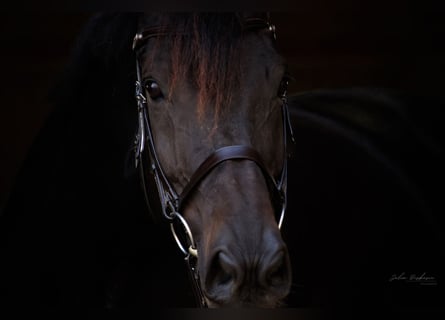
201 229 292 307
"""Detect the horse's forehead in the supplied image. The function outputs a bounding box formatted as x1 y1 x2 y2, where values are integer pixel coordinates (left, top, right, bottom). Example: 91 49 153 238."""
142 32 282 71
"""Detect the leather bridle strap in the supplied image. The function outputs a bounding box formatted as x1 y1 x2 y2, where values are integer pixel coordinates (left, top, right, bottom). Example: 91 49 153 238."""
132 26 170 51
178 145 283 210
132 16 277 52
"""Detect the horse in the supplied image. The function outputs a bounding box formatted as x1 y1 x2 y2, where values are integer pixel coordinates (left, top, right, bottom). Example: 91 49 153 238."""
1 13 444 313
129 13 295 307
1 13 293 308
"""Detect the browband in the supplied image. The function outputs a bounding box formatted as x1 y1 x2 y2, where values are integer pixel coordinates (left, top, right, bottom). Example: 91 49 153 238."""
132 17 276 52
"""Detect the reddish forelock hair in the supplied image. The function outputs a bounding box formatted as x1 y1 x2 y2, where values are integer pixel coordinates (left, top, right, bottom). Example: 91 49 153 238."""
145 13 244 123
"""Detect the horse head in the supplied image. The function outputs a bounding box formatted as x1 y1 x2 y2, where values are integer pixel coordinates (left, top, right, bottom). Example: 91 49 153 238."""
133 13 292 307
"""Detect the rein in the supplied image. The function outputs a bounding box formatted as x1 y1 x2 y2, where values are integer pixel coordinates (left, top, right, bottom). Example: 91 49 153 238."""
132 16 294 307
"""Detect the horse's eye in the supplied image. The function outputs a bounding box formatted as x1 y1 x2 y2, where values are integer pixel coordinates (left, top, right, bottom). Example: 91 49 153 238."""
144 79 164 100
277 78 289 98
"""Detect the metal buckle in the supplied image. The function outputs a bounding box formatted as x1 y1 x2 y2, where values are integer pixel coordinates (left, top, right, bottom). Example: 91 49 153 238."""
134 81 147 168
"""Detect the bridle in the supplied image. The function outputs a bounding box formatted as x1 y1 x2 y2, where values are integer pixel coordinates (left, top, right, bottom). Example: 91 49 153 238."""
132 15 294 307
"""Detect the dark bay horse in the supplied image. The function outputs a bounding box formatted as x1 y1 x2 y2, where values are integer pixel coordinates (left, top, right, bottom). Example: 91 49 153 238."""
1 13 293 308
130 13 293 307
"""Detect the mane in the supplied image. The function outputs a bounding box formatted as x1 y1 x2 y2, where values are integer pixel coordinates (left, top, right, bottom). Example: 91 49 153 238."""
141 13 246 122
49 13 141 177
50 13 139 106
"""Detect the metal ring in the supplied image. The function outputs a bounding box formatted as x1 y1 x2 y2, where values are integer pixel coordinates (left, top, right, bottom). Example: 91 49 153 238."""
170 211 198 258
278 189 287 230
278 204 285 230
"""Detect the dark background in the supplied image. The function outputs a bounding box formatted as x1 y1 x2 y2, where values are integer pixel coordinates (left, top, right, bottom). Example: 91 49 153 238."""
0 8 444 315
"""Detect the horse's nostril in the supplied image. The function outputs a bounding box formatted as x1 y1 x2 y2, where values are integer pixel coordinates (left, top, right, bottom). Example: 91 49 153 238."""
216 253 235 285
205 251 238 300
257 249 291 296
265 252 288 287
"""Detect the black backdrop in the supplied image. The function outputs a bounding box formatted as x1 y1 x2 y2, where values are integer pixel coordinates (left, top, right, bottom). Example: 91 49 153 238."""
1 8 444 316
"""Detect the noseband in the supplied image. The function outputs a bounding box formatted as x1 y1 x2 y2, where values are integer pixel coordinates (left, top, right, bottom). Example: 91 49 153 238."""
132 16 294 307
